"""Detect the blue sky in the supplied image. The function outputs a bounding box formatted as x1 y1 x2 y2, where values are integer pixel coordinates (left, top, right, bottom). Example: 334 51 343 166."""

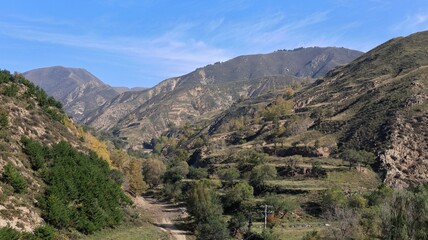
1 0 427 87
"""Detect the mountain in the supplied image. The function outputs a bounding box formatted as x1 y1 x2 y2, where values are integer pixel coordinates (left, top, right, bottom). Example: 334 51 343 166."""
23 66 120 122
0 70 155 237
170 31 428 187
83 47 362 149
294 31 428 187
113 86 148 94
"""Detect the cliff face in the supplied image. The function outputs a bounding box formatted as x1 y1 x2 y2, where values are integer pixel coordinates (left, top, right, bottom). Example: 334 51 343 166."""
83 47 362 149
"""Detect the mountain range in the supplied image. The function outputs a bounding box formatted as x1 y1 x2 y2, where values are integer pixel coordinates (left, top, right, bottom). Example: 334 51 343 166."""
84 47 362 149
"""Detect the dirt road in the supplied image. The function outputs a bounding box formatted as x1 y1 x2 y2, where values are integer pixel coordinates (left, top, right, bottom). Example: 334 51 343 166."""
134 196 189 240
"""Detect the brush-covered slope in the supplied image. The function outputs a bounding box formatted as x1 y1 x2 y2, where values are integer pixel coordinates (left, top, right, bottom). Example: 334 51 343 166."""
84 47 362 149
163 31 428 188
294 31 428 187
0 70 130 234
23 66 120 122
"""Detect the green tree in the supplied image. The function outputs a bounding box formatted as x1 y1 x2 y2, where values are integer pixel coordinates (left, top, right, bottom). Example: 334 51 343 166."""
2 163 27 193
142 158 166 187
249 164 277 189
186 180 223 223
340 149 362 169
33 225 56 240
0 111 8 129
321 187 347 211
218 167 240 185
0 226 20 240
195 217 230 240
264 193 298 217
188 166 208 179
223 181 254 210
163 160 189 183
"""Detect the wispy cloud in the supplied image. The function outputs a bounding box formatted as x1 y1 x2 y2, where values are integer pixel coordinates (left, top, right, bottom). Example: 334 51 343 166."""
211 11 329 51
391 12 428 32
0 19 232 77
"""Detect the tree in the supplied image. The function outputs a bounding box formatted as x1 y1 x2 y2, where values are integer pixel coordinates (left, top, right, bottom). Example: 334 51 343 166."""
128 158 147 196
188 166 208 179
264 193 298 217
236 149 266 173
163 160 189 183
249 164 277 189
195 217 230 240
321 187 347 211
0 111 8 129
142 158 166 187
0 227 20 240
340 149 363 169
358 150 376 167
2 163 27 193
186 181 229 239
186 181 223 223
228 212 247 237
223 181 254 210
218 167 240 186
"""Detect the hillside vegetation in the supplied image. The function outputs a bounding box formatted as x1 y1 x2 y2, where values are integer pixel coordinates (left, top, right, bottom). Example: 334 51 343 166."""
137 31 428 240
0 70 165 239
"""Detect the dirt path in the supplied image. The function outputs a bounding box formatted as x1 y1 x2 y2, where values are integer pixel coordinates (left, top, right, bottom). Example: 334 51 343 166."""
134 196 190 240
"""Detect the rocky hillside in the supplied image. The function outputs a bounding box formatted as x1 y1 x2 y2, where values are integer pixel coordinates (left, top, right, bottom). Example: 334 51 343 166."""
294 31 428 187
168 31 427 188
23 66 120 122
0 70 139 235
83 47 362 149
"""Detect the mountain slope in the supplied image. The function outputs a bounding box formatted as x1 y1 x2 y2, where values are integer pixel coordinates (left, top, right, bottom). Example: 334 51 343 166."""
84 47 362 149
294 31 428 187
173 31 427 187
0 70 140 235
23 66 120 122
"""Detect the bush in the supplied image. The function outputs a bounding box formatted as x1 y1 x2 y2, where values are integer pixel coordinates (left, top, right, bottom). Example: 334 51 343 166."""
20 139 130 234
188 167 208 179
0 226 20 240
0 111 8 129
33 225 56 240
3 84 19 97
2 163 27 193
21 136 48 170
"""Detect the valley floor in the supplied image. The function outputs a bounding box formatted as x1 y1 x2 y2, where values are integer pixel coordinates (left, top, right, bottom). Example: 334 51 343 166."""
135 196 191 240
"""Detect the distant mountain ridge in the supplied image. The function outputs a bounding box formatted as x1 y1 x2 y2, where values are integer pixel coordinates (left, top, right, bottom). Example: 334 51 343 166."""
82 47 363 149
113 86 148 94
23 66 120 121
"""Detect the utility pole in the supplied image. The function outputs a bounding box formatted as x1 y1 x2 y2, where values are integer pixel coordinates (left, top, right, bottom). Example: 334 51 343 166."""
264 204 268 229
263 204 272 229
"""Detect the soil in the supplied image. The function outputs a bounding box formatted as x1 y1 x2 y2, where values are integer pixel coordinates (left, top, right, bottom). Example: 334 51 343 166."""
134 196 190 240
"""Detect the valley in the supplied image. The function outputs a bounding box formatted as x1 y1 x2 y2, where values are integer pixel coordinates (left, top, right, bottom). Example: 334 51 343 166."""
0 30 427 240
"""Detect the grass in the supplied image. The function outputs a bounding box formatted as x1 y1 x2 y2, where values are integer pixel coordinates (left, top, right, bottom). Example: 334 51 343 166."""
266 167 380 192
80 224 169 240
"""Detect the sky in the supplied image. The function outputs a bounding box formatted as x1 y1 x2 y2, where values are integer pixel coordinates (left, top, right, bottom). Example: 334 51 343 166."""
1 1 428 88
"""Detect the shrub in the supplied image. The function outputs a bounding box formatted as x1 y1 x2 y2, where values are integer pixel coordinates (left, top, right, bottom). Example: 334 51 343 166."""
0 111 8 129
0 226 20 240
2 163 27 193
33 225 56 240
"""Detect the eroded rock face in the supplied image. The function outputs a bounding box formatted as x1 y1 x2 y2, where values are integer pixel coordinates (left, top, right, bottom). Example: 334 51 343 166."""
380 97 428 188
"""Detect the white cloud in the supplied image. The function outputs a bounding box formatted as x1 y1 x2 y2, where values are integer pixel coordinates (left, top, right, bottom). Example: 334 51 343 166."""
0 19 232 77
392 12 428 32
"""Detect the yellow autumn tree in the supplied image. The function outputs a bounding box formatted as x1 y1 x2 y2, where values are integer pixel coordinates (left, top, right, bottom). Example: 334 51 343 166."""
128 158 147 196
